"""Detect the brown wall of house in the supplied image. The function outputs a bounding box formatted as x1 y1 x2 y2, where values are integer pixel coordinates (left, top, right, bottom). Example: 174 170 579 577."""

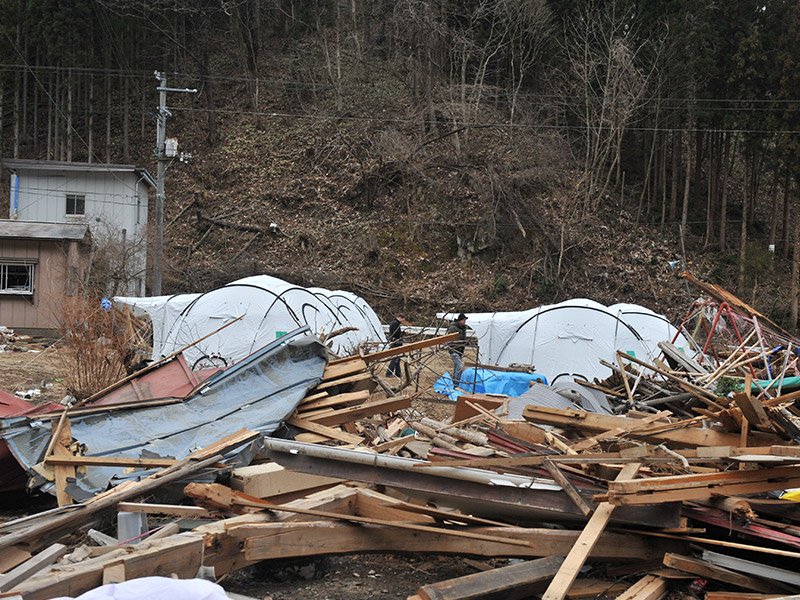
0 239 85 332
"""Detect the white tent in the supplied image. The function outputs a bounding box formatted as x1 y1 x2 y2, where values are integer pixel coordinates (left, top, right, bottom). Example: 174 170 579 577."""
441 299 690 384
115 275 385 368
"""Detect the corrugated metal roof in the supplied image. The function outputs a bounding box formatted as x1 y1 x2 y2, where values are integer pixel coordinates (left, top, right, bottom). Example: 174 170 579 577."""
0 158 156 189
0 220 91 241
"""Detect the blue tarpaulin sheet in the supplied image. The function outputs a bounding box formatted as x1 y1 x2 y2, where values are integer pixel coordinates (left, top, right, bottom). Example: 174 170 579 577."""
434 368 548 402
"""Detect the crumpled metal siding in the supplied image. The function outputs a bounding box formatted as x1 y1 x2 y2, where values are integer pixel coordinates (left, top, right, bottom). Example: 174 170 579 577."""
1 329 327 496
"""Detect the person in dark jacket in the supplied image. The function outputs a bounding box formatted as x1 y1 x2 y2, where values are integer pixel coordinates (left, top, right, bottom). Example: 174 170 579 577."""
446 313 468 384
386 314 409 378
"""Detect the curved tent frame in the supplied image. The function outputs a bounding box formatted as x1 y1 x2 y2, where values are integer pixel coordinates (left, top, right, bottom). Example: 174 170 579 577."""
115 275 385 367
443 300 684 385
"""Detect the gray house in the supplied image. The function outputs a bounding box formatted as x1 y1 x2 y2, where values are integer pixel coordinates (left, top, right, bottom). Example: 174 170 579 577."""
1 159 155 296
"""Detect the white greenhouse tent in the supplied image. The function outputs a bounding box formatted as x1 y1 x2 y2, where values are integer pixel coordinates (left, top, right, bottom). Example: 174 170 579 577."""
115 275 385 368
441 299 691 384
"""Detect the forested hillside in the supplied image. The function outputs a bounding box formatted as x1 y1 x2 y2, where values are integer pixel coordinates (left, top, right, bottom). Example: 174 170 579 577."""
1 0 799 329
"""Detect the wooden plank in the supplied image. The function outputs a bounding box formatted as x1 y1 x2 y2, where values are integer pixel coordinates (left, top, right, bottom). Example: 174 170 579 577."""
567 579 628 599
540 462 642 600
0 544 67 593
733 392 771 429
454 395 504 422
230 462 342 499
416 555 564 600
355 488 511 528
115 503 214 518
237 501 536 549
12 534 203 600
570 411 670 452
322 358 367 381
0 548 31 576
0 453 223 554
603 465 800 505
313 371 373 392
102 561 126 585
361 333 459 364
522 405 777 448
542 459 593 516
298 389 371 411
237 522 672 561
195 485 360 576
304 395 411 426
286 416 364 444
51 418 75 507
662 553 793 594
45 456 179 468
613 574 668 600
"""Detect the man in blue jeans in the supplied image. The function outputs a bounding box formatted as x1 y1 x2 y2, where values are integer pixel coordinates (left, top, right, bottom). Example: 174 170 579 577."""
446 313 468 385
386 313 409 378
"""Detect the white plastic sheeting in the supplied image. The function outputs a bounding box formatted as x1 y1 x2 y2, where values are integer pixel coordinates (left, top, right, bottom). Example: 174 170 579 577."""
441 299 690 384
115 274 385 367
51 576 229 600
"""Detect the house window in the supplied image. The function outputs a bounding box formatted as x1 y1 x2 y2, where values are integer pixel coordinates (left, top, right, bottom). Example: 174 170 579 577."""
66 194 85 216
0 262 35 295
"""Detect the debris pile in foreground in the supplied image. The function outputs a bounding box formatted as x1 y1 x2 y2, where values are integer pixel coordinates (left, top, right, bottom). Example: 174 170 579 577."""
1 282 800 600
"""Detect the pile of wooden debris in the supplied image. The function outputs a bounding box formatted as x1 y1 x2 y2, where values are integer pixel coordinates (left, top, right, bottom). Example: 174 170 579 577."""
1 283 799 600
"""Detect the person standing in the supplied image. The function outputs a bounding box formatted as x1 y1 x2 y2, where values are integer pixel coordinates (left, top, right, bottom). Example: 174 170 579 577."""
386 313 409 378
446 313 468 385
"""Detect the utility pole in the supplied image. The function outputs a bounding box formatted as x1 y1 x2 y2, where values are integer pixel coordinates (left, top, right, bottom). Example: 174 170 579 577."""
153 71 196 296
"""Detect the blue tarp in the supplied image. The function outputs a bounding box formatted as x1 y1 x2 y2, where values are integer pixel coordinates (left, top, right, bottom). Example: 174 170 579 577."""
434 368 548 402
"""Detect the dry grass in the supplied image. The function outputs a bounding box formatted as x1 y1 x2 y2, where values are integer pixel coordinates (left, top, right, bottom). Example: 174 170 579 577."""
53 295 132 400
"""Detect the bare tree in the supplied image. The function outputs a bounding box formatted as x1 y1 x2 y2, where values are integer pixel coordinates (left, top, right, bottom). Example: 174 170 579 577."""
562 6 660 217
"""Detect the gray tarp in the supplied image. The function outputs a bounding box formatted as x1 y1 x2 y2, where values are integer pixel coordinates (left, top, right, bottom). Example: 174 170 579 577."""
0 328 327 497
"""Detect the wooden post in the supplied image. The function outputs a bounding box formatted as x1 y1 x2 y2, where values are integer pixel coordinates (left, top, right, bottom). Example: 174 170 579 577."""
540 462 642 600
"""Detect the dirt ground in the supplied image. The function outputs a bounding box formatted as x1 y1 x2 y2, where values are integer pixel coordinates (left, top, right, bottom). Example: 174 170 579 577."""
0 339 71 405
221 554 485 600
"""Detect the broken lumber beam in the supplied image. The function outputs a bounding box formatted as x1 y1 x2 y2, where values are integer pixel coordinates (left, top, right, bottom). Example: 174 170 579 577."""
540 462 642 600
234 522 676 561
361 333 459 364
8 534 203 600
613 574 668 600
303 395 411 426
0 544 67 593
601 465 800 505
522 405 778 448
286 416 364 444
187 482 535 549
229 463 341 499
662 553 794 594
193 484 360 576
415 555 564 600
0 453 223 554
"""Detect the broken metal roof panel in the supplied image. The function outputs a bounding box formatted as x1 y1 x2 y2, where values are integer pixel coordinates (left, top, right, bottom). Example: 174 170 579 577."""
0 327 327 497
0 220 90 241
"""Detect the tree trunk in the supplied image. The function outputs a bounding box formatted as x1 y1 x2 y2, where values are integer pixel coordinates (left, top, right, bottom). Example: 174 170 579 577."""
105 69 111 163
67 70 73 162
88 76 94 162
670 126 679 223
681 123 693 240
792 177 800 333
738 160 749 294
123 74 130 162
782 169 791 260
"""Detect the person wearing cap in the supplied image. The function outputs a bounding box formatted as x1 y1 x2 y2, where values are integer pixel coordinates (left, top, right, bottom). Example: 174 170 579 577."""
386 313 409 378
446 313 468 384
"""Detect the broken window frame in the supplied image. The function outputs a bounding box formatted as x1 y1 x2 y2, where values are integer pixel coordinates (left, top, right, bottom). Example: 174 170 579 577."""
0 259 36 295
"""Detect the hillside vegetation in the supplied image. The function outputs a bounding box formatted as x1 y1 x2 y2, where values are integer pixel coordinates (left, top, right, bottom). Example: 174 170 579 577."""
1 1 798 328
